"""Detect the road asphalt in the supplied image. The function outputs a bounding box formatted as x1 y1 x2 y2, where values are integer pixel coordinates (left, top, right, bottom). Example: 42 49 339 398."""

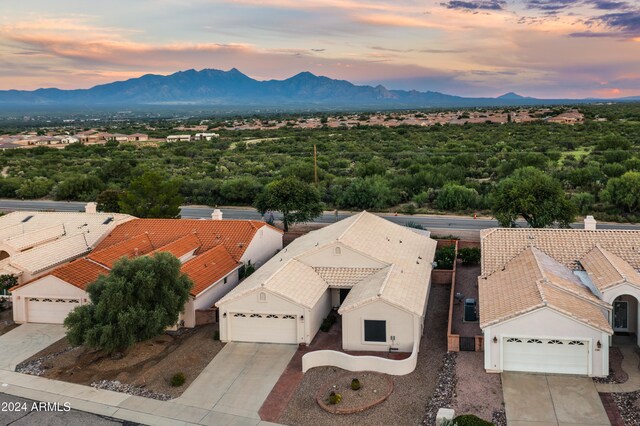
0 198 638 230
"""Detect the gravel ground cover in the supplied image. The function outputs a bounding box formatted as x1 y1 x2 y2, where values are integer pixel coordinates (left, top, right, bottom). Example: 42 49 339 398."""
316 372 393 414
91 380 173 401
423 352 457 425
17 323 223 398
452 351 504 424
594 347 628 384
0 307 17 336
278 284 450 426
612 391 640 425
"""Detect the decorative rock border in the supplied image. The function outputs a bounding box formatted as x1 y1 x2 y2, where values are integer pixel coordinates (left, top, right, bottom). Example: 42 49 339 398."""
315 371 394 415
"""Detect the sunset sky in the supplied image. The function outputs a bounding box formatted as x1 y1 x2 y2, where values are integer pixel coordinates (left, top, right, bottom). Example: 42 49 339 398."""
1 0 638 98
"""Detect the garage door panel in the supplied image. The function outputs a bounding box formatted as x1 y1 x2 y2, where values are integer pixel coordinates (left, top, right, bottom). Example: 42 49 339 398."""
230 313 297 344
503 338 589 375
27 298 81 324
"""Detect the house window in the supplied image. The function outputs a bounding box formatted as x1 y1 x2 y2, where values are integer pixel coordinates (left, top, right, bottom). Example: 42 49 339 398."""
259 292 267 302
334 246 341 255
364 320 386 343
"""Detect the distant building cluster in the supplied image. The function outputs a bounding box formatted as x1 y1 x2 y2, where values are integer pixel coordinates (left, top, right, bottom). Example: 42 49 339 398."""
0 130 150 150
166 133 219 142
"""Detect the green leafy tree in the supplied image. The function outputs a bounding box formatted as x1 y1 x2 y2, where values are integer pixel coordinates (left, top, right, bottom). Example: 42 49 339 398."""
16 177 54 199
602 171 640 214
436 184 479 211
338 176 399 210
64 253 192 353
96 189 123 213
0 178 21 198
491 167 576 228
220 176 263 204
0 274 17 295
254 177 322 231
119 171 183 218
53 175 105 201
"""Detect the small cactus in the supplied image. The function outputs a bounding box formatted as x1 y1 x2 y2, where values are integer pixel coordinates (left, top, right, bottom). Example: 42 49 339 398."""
350 378 361 391
328 391 342 405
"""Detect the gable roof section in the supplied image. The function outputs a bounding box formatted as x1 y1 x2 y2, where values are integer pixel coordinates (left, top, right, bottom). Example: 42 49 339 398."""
4 224 66 251
480 228 640 275
313 267 383 288
181 245 239 296
217 212 437 316
339 266 393 313
50 258 109 290
581 246 640 292
95 219 279 261
479 247 612 333
88 233 155 268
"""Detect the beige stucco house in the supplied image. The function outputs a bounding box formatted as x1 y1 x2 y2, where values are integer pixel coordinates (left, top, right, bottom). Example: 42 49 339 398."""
216 211 437 352
10 215 283 326
479 219 640 377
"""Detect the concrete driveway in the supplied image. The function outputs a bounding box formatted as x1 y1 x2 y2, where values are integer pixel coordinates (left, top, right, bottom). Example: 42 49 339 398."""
502 373 610 425
0 323 66 371
173 342 297 423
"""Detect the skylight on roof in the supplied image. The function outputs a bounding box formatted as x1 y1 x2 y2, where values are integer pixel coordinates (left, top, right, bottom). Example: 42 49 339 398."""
21 215 34 223
102 217 114 225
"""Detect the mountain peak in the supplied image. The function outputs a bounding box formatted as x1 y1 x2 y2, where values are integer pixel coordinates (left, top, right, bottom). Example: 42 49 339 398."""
497 92 526 99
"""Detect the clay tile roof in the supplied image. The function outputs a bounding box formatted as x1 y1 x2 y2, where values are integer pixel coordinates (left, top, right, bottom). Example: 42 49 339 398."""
95 219 279 261
480 228 640 275
581 246 640 292
181 245 239 296
88 233 155 268
49 258 108 290
150 233 201 259
313 267 382 288
479 247 612 334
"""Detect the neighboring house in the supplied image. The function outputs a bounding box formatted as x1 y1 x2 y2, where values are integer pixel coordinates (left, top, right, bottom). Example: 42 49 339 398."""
0 209 133 285
10 213 282 326
479 217 640 377
129 133 149 141
167 135 192 142
216 211 437 352
194 133 219 141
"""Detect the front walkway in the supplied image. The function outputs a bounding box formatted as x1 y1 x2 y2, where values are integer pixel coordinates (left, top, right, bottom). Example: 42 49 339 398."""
0 330 295 426
595 346 640 393
0 323 66 370
502 373 610 425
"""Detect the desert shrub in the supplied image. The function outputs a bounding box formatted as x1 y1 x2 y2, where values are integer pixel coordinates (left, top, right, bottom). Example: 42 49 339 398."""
328 391 342 405
405 221 425 230
435 245 456 270
453 414 493 426
170 372 186 387
458 247 481 265
320 315 336 332
350 378 361 391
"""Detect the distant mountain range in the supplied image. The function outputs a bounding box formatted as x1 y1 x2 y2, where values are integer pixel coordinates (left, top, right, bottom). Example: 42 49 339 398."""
0 68 636 109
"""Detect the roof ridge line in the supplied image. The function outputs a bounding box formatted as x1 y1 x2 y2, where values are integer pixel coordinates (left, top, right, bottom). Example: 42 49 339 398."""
85 256 111 271
337 211 366 241
377 264 394 297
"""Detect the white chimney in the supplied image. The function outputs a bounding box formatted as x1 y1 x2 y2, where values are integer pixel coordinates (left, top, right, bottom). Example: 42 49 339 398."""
584 215 597 230
85 202 97 214
211 209 223 220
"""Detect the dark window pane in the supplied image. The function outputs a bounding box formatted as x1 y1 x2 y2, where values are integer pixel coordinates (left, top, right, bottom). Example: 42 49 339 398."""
364 320 386 342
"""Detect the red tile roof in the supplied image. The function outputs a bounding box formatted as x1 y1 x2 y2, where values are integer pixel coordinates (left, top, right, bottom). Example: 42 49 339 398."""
88 233 155 268
181 245 239 296
50 258 109 290
95 219 279 261
150 233 201 259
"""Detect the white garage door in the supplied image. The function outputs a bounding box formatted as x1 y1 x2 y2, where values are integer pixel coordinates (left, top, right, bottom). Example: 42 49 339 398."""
503 337 589 375
27 298 81 324
230 313 297 344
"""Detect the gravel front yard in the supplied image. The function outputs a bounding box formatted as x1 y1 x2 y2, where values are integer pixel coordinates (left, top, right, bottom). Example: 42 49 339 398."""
278 283 450 426
17 323 223 398
452 351 504 423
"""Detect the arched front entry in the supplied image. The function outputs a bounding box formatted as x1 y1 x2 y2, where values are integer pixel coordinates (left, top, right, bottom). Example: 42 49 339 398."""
0 250 9 261
604 287 640 347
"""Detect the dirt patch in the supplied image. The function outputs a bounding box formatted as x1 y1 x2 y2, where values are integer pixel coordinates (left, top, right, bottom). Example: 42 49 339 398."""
0 308 17 336
278 284 450 426
452 351 504 423
21 324 224 398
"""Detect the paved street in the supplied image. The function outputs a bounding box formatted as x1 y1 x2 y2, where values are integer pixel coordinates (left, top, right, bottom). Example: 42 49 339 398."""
0 199 638 230
0 394 132 426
